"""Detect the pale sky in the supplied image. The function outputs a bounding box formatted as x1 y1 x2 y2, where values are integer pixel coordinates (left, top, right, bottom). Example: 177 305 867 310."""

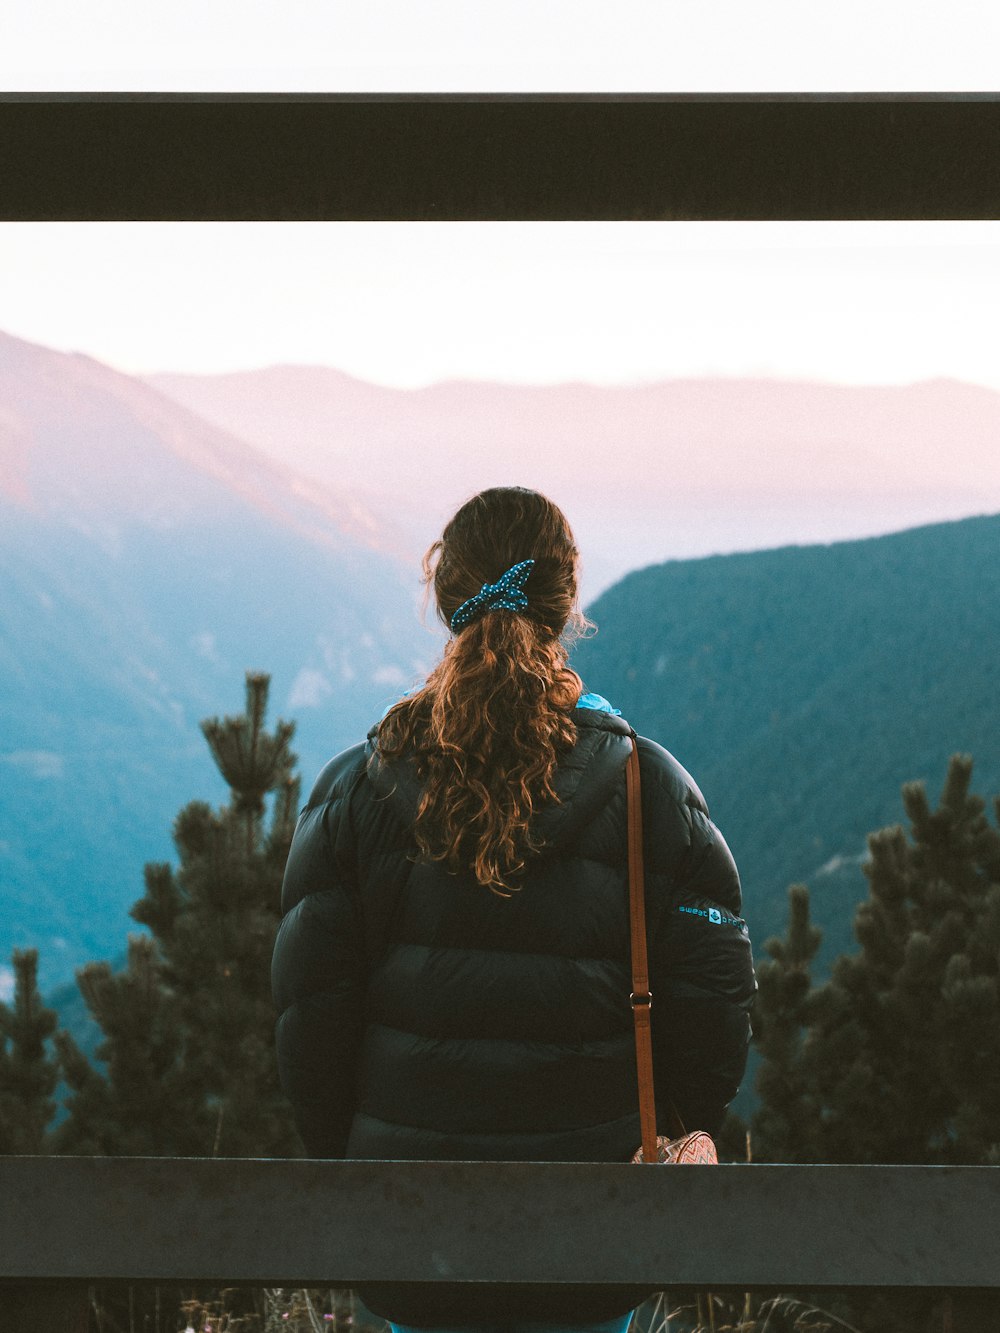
5 2 999 390
2 0 999 91
2 222 1000 392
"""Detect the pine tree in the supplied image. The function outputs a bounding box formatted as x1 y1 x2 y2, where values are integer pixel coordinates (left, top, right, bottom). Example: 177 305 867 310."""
752 753 1000 1167
0 949 60 1152
54 933 207 1154
750 883 822 1162
814 754 1000 1165
750 756 1000 1333
58 672 302 1157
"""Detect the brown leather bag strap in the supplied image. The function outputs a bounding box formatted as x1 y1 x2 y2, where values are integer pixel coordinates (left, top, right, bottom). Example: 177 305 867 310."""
626 737 659 1163
627 737 689 1159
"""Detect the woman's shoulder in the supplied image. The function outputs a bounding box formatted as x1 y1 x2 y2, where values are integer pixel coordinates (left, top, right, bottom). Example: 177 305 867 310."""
576 689 708 815
630 732 741 909
302 740 370 811
634 733 710 817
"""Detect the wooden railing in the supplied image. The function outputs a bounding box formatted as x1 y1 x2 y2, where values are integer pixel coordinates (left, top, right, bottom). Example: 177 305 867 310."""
3 1158 1000 1330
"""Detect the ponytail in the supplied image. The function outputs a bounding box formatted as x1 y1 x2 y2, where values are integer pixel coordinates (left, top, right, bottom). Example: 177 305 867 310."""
375 488 589 895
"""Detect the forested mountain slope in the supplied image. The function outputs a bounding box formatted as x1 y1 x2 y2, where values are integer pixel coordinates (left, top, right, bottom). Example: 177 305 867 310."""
573 514 1000 960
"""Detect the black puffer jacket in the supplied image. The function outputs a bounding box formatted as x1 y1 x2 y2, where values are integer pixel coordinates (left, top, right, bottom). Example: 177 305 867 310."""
272 707 754 1322
273 707 753 1152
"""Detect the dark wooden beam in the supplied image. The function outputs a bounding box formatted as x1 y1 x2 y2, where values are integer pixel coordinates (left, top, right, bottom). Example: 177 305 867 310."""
2 1157 1000 1290
1 94 999 220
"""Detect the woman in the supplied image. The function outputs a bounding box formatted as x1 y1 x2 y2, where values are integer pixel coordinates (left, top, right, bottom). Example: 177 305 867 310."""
272 487 755 1333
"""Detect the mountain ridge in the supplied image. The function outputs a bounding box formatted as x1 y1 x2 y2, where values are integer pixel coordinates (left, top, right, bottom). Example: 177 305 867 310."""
147 363 1000 597
1 329 405 559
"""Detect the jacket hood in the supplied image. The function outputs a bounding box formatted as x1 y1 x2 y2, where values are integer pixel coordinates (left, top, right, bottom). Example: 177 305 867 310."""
365 707 634 856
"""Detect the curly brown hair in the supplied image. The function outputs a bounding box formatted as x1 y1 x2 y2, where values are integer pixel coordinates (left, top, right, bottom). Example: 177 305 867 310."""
376 487 590 895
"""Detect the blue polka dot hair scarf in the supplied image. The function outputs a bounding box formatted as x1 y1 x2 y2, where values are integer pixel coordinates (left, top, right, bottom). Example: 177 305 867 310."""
449 559 535 633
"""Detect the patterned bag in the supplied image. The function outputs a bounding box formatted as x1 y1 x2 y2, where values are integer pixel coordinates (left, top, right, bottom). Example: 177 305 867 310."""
625 737 719 1168
630 1131 718 1165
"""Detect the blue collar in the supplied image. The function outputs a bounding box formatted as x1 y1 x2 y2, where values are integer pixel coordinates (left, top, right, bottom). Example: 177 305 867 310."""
576 691 621 716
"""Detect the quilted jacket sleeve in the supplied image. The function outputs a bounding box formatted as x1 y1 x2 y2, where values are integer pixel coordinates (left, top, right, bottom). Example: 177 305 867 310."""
271 745 368 1157
639 738 756 1138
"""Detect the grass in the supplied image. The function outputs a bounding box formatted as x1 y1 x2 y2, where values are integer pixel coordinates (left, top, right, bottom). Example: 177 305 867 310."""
634 1293 864 1332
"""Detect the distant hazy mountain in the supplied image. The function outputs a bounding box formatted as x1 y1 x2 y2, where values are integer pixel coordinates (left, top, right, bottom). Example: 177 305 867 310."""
0 331 435 989
147 366 1000 599
572 513 1000 964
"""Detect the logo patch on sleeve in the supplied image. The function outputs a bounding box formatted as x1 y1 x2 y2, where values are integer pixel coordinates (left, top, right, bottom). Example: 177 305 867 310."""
677 903 746 929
